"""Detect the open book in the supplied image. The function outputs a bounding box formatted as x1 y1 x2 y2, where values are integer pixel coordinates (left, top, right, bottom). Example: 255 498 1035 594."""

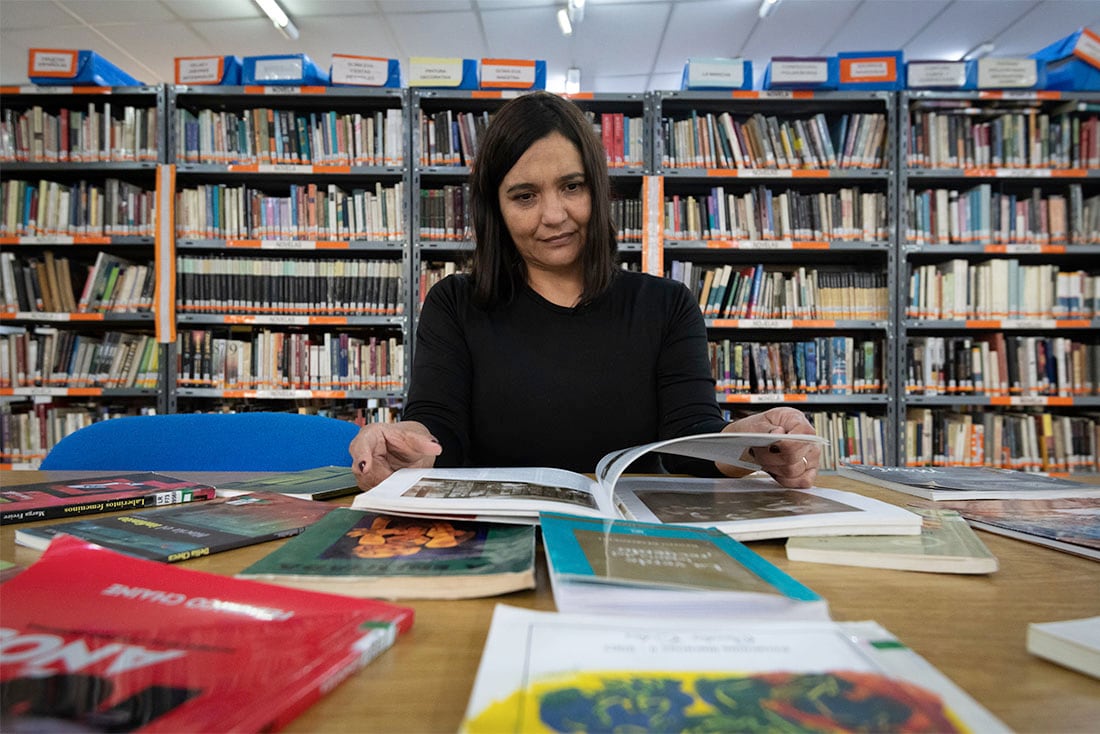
352 432 922 541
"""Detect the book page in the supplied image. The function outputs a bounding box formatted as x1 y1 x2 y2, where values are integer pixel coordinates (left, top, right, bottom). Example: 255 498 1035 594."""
594 432 828 505
353 467 616 518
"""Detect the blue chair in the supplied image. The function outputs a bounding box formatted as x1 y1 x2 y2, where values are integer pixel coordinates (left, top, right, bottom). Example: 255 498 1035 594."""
39 412 361 471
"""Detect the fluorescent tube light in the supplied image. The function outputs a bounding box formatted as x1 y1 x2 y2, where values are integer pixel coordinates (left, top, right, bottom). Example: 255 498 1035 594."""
963 42 996 61
557 8 573 36
254 0 299 40
758 0 782 19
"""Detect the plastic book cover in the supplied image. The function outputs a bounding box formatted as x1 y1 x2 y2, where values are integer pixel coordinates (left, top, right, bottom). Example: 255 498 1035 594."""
938 497 1100 561
0 472 216 525
215 465 360 500
785 508 999 574
839 464 1100 501
459 605 1009 734
238 508 536 599
0 535 413 732
15 492 334 562
539 511 828 620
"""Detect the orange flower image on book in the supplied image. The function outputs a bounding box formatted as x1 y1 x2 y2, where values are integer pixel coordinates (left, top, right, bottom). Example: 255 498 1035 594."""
345 517 477 559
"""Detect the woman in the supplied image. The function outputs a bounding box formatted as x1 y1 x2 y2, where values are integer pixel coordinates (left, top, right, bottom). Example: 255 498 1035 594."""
350 91 820 490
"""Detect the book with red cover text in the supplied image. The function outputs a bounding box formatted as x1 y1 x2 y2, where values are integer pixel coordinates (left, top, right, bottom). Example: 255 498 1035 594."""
0 472 216 525
0 535 414 732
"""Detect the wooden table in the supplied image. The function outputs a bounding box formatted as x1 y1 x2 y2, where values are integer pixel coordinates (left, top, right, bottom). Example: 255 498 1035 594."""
2 471 1098 733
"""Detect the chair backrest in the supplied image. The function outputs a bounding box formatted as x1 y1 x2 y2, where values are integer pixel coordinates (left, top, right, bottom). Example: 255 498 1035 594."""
39 413 361 471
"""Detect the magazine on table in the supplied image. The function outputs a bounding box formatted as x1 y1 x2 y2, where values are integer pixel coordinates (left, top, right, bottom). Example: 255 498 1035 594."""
353 432 922 541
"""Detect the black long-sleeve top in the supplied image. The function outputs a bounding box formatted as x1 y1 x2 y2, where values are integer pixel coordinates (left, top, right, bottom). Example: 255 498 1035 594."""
402 270 729 474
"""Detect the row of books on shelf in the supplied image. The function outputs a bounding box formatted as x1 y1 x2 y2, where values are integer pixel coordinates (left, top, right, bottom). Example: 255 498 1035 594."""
905 105 1099 169
905 335 1098 398
1 328 159 390
659 111 888 170
905 184 1100 245
174 181 406 241
0 250 154 314
907 259 1098 320
708 337 882 397
905 407 1100 473
1 178 156 238
809 410 887 469
0 102 159 163
669 261 888 320
176 329 404 392
418 183 468 241
175 106 405 167
176 255 404 316
590 110 646 168
664 185 888 242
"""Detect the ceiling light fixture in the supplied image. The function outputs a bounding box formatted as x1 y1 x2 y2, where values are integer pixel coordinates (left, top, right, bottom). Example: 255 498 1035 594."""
253 0 299 40
962 41 996 61
557 8 573 36
566 67 581 94
758 0 782 19
568 0 586 24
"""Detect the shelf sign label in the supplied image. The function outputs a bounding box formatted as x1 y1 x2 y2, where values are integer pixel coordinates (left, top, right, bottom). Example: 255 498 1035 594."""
254 57 303 82
1073 28 1100 69
839 56 897 84
907 61 967 89
768 58 829 85
409 57 464 87
977 58 1038 89
331 55 390 86
175 56 224 84
685 58 745 89
29 49 78 78
480 59 536 89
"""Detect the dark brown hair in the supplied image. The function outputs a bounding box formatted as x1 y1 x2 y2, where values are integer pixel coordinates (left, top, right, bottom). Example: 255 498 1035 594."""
469 91 618 308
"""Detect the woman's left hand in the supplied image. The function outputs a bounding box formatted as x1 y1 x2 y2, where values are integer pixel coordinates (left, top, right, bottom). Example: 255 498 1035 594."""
717 407 821 488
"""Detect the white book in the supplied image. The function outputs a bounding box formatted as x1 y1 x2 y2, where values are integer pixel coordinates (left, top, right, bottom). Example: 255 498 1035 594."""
838 463 1100 501
1027 616 1100 680
459 605 1008 734
353 432 923 541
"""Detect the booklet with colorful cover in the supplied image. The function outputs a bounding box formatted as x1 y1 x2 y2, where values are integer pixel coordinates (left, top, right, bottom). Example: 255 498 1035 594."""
0 535 414 733
459 605 1009 734
785 508 1000 574
539 511 829 620
237 507 537 599
838 463 1100 501
0 472 216 524
15 492 334 562
353 434 920 541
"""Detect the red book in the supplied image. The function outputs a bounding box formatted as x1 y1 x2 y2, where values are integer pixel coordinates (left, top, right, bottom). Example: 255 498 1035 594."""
0 535 414 732
0 472 216 524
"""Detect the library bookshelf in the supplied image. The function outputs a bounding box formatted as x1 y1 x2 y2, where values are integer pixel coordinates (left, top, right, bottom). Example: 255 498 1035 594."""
1 85 1097 474
896 90 1100 472
0 84 165 467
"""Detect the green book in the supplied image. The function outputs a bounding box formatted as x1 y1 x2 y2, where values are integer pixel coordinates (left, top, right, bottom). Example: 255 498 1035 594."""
237 508 536 600
14 493 333 562
785 508 999 574
215 465 360 501
539 511 829 621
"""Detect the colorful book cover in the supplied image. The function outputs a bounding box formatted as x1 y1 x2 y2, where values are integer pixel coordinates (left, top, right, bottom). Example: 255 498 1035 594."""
785 508 999 574
938 497 1100 561
0 535 413 732
238 508 536 599
214 465 360 500
459 605 1008 734
0 472 216 525
15 492 333 562
539 511 828 620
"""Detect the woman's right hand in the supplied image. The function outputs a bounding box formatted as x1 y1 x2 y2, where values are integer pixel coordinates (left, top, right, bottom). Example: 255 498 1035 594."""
349 421 443 490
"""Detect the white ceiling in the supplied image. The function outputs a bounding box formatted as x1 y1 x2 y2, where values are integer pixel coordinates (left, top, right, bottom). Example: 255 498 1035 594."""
2 0 1099 92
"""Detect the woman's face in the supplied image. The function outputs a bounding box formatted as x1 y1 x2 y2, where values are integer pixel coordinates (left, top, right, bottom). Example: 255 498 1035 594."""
497 131 591 278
